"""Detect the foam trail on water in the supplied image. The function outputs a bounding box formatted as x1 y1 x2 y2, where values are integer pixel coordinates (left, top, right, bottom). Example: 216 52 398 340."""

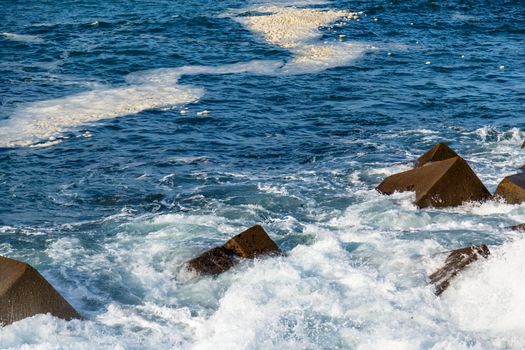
125 60 284 85
0 60 283 148
1 1 372 147
233 5 369 73
1 32 44 43
0 83 204 148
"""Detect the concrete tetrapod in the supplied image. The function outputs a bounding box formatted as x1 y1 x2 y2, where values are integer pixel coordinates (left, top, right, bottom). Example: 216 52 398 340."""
494 173 525 204
186 247 234 275
223 224 280 259
377 156 492 208
186 225 280 275
429 245 491 296
0 256 81 325
415 142 459 168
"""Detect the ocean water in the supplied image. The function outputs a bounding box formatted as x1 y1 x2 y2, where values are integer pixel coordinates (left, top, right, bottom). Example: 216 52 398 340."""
1 0 525 348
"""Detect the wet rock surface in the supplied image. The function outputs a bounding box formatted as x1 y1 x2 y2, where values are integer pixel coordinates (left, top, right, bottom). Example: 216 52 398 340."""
510 223 525 231
494 173 525 204
377 156 492 208
186 225 280 275
429 244 491 296
223 225 280 259
0 256 81 325
186 247 234 275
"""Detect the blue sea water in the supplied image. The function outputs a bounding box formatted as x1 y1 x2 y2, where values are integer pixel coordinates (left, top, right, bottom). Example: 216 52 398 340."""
0 0 524 348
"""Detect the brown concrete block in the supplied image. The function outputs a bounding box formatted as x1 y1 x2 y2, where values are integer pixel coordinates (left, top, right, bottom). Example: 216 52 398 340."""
223 225 279 259
415 143 459 167
186 247 234 275
429 244 490 296
495 173 525 204
510 223 525 231
377 157 492 208
0 256 81 325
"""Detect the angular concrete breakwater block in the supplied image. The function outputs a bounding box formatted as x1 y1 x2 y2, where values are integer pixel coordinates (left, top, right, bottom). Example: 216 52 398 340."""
0 256 81 325
186 225 280 275
223 225 280 259
415 143 459 167
429 244 490 296
377 157 492 208
494 173 525 204
186 247 234 275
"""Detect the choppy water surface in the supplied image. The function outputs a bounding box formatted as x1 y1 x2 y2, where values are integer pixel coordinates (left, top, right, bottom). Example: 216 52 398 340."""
0 0 524 348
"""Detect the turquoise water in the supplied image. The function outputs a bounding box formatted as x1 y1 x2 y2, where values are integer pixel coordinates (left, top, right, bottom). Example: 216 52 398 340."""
0 0 524 348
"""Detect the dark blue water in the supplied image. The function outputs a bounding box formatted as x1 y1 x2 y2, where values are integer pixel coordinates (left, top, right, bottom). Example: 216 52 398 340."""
0 0 524 348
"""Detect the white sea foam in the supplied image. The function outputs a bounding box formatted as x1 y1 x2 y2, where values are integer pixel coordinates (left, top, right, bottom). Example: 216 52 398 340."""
1 32 44 43
233 5 370 73
257 183 289 195
444 239 525 341
0 81 204 147
2 197 525 349
235 7 354 47
124 60 284 85
1 121 522 349
0 60 289 148
1 1 373 148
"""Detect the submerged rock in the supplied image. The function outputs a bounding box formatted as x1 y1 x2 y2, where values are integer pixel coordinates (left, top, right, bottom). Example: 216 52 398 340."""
0 256 81 325
224 224 280 258
494 173 525 204
429 244 491 296
415 142 459 167
186 247 234 275
186 225 280 275
377 156 492 208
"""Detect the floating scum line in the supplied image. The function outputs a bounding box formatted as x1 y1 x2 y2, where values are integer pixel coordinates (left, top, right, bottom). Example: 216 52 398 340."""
0 2 369 148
